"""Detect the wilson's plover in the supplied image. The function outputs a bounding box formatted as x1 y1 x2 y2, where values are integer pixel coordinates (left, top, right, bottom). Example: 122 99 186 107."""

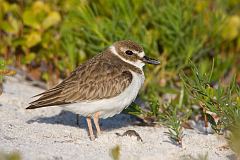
27 40 160 140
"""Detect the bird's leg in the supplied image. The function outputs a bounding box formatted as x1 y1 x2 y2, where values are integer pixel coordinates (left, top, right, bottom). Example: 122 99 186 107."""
86 117 94 141
93 112 101 137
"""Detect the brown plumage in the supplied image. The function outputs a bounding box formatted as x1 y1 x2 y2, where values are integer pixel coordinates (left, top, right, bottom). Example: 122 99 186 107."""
27 40 160 141
27 49 141 109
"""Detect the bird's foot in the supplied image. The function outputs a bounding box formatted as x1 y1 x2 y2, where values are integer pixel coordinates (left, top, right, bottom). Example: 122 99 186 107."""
89 135 95 141
96 131 101 138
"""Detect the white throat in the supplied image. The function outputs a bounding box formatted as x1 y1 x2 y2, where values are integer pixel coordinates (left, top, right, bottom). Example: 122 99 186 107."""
110 46 145 70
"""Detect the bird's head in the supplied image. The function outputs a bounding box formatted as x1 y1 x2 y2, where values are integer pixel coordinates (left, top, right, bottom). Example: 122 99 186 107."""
110 40 160 69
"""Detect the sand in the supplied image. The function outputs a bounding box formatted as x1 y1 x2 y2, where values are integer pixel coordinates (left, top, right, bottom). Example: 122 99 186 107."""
0 75 234 160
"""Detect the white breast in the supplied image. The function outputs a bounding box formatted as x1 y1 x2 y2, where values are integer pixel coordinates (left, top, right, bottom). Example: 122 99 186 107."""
63 71 145 119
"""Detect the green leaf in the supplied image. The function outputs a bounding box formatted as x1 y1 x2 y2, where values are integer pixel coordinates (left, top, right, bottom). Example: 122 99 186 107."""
42 72 49 81
33 1 50 13
42 11 61 30
221 15 240 41
0 21 14 33
25 31 42 48
110 145 120 160
23 9 41 30
25 52 36 63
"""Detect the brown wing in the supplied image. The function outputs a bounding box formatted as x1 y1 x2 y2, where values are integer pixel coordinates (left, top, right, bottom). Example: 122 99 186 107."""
27 55 133 109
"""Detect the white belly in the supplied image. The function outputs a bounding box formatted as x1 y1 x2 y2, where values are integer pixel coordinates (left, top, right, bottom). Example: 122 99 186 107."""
63 71 145 119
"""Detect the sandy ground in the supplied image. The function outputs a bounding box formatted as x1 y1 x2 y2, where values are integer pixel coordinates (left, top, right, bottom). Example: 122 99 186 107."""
0 75 235 160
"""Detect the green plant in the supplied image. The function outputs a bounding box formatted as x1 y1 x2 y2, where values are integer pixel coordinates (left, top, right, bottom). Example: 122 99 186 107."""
181 61 240 154
228 123 240 156
159 87 191 146
1 0 239 83
126 85 191 146
0 151 21 160
0 0 63 82
0 58 16 95
109 145 120 160
162 105 184 146
124 85 162 125
181 61 240 132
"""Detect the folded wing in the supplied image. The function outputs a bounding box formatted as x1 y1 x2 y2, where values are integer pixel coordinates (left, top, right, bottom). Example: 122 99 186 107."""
27 58 132 109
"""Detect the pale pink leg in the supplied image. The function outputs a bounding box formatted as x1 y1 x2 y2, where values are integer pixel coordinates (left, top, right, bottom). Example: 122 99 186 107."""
93 112 101 137
86 117 94 140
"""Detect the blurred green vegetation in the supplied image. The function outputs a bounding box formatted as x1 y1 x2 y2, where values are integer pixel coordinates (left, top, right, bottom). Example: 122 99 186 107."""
0 151 21 160
110 145 120 160
1 0 239 82
0 0 240 154
181 62 240 152
0 57 16 95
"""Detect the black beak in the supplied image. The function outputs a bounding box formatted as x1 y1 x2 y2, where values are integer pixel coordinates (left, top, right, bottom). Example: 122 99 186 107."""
141 56 160 65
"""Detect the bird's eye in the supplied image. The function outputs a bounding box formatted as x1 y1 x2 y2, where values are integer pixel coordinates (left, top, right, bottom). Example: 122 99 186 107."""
125 50 133 55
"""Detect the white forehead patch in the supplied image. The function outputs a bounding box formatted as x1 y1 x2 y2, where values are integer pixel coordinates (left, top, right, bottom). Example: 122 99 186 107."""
109 46 145 70
139 51 145 58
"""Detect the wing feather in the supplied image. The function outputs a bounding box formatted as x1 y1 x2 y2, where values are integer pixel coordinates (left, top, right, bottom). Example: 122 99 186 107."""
27 55 133 109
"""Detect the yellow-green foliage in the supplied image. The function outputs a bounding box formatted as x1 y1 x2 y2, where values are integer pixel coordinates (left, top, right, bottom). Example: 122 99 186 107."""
0 151 21 160
109 145 120 160
0 58 16 95
0 0 239 82
229 124 240 156
0 1 63 81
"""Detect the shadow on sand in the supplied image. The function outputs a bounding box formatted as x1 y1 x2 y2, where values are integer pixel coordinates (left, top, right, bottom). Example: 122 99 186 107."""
27 110 138 131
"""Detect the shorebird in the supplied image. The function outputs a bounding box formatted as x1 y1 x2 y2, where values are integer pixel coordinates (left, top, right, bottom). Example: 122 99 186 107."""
27 40 160 140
